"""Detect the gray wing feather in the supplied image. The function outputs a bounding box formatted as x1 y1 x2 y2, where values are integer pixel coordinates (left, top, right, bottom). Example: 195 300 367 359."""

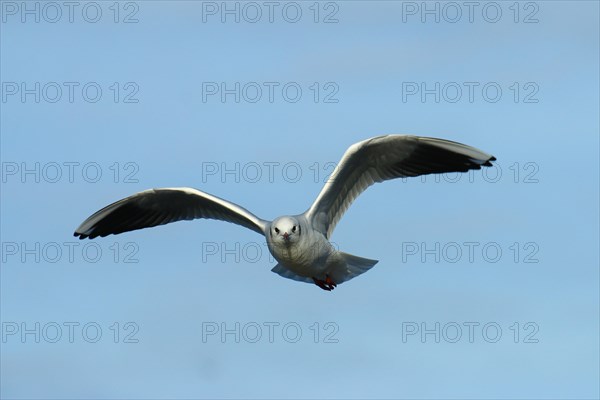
305 135 496 238
74 187 268 239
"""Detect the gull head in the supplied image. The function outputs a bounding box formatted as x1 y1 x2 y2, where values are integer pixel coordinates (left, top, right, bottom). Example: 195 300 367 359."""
270 216 301 245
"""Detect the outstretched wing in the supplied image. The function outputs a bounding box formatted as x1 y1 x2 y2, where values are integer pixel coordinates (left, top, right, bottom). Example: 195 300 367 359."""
74 187 269 239
305 135 496 238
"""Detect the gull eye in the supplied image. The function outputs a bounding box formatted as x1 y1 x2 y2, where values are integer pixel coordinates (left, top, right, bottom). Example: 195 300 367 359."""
274 228 279 234
292 226 296 232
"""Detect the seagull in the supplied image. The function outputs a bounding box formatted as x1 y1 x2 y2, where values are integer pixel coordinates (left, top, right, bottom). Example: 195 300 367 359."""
74 135 495 291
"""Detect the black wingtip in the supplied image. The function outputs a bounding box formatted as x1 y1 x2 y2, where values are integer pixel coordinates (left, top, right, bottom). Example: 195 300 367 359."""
482 156 497 167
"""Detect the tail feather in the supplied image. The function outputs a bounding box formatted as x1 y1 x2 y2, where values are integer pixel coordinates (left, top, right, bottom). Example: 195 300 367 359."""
334 252 379 284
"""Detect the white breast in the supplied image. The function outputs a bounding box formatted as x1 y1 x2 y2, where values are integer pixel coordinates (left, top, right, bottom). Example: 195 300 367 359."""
266 228 335 277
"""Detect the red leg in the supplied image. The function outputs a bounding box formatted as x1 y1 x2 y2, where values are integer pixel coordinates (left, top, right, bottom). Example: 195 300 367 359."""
325 275 337 288
313 274 337 291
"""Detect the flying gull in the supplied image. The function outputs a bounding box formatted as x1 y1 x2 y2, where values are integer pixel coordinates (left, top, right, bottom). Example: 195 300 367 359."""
74 135 496 291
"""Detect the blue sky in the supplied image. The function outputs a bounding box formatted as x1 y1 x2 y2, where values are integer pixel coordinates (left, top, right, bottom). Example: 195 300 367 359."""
1 1 599 399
